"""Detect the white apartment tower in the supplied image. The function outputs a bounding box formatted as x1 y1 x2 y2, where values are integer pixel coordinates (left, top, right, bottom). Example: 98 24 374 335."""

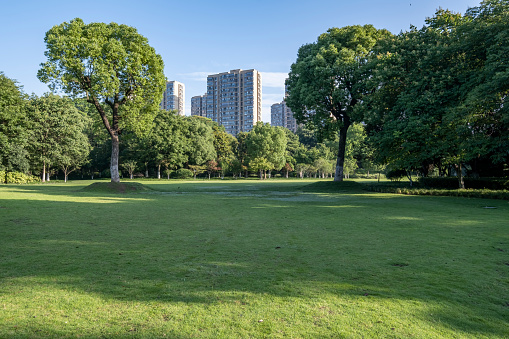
160 81 185 116
206 69 262 136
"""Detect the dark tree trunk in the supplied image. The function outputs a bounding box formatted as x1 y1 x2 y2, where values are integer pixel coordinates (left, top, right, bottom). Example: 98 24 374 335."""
457 163 465 189
110 134 120 183
334 117 350 182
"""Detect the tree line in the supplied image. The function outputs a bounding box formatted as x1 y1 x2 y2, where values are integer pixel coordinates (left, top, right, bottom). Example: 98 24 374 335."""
1 1 507 185
0 77 372 182
286 0 508 186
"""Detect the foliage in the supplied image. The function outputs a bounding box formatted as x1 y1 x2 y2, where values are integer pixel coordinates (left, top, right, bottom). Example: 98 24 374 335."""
140 110 188 179
248 157 272 179
205 160 220 179
171 168 194 179
366 183 509 200
246 122 287 176
188 164 207 179
286 25 391 180
212 124 236 175
0 171 40 184
27 93 91 182
363 2 509 185
38 18 166 182
121 160 138 180
418 177 509 190
385 169 407 181
186 116 216 166
0 72 29 177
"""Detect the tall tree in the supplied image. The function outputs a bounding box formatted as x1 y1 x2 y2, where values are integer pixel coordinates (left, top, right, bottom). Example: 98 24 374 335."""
38 18 165 182
286 25 391 181
364 2 509 186
0 72 29 182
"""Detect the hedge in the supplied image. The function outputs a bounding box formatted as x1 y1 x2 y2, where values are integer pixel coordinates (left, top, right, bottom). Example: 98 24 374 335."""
418 177 509 190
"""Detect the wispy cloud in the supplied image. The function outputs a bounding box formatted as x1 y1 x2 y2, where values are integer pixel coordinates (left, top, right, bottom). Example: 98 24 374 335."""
176 71 211 82
261 72 288 88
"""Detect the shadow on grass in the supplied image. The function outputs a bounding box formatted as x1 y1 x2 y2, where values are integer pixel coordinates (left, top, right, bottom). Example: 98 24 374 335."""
1 182 508 337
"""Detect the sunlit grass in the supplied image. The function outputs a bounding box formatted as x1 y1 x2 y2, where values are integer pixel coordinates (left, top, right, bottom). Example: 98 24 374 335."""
1 179 508 338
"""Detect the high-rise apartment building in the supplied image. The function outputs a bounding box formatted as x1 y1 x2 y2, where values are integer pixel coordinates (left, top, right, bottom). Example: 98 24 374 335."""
271 100 298 132
160 81 185 115
271 79 297 132
205 69 262 136
191 94 207 117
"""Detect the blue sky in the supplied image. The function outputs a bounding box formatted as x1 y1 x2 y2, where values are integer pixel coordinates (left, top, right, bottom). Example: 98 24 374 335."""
1 0 480 122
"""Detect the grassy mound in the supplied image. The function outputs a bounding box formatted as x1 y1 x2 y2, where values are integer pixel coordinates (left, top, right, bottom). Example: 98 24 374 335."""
300 180 365 193
81 182 152 194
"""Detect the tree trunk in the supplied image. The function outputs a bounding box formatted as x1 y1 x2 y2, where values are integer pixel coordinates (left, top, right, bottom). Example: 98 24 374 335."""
406 170 413 187
110 134 120 183
42 161 46 183
157 164 161 179
285 170 289 178
334 118 350 182
457 163 465 189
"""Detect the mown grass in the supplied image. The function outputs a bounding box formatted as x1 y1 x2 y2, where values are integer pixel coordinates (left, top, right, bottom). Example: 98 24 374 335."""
0 179 508 338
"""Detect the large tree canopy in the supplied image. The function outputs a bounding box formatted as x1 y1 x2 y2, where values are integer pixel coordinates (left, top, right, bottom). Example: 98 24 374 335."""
286 25 391 181
38 18 165 182
363 0 509 186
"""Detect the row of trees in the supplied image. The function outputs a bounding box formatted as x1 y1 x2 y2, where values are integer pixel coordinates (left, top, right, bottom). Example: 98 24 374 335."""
0 76 90 183
0 74 372 182
3 1 506 185
286 0 508 186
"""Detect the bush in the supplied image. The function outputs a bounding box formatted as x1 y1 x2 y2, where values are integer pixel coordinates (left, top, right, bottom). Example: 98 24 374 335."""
365 183 509 200
386 169 407 181
0 171 41 184
171 168 193 179
419 177 509 190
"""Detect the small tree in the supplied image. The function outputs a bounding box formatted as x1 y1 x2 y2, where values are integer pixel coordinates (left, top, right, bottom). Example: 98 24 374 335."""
188 165 206 179
206 160 219 179
249 157 272 180
282 162 294 178
121 160 137 180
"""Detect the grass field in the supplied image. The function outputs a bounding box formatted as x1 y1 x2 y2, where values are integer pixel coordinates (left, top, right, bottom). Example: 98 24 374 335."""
1 179 508 338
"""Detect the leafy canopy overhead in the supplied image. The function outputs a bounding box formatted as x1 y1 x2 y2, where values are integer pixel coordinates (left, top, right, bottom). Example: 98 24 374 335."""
286 25 391 140
37 18 165 134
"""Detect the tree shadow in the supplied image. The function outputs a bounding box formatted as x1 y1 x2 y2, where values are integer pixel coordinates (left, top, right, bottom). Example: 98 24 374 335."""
1 184 508 337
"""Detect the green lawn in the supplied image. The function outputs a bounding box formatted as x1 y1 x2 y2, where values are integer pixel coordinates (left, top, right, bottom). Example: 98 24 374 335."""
1 179 508 338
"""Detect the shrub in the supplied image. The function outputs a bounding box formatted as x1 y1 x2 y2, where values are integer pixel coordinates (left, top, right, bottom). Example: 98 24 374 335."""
171 168 194 179
419 177 509 190
386 169 407 181
0 171 41 184
365 183 509 200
